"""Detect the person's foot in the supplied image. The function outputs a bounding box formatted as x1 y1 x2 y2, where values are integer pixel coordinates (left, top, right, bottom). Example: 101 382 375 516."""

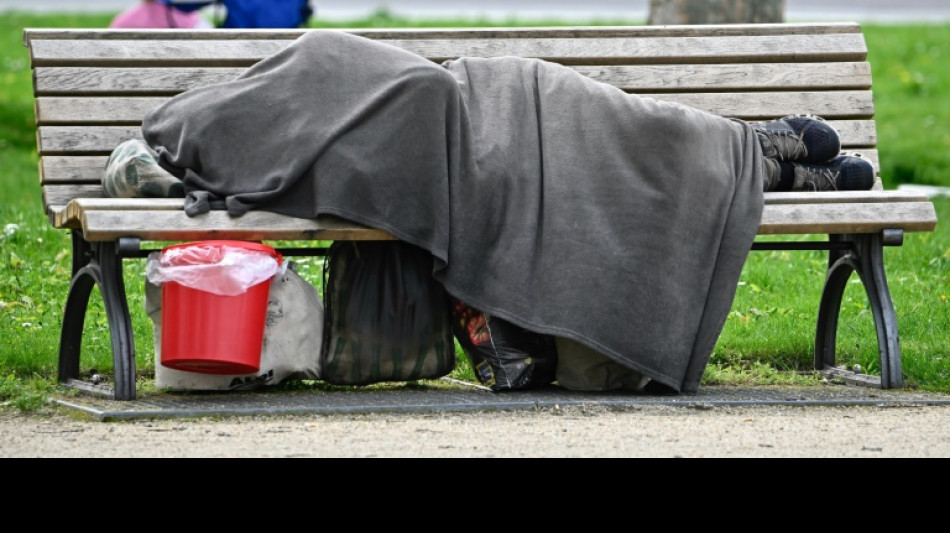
753 114 842 164
786 153 876 191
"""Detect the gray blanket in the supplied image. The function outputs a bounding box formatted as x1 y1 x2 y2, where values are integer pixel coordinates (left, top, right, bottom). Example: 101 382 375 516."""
143 30 764 393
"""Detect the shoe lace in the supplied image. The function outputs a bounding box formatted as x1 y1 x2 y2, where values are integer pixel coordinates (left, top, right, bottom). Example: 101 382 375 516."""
759 129 808 161
802 167 840 191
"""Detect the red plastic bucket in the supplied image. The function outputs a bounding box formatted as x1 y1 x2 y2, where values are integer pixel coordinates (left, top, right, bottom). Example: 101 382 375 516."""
160 240 282 375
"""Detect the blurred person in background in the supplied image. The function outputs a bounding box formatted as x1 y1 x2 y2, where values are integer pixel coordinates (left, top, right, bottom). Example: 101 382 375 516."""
110 0 213 28
144 0 314 28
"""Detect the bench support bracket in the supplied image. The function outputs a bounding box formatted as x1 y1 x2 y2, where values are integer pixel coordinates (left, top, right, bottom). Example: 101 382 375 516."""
815 231 903 389
58 231 137 401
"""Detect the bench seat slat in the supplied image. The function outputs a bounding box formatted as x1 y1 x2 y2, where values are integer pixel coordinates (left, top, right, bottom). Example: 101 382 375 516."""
75 210 399 242
33 62 873 95
44 184 106 218
28 34 867 67
759 202 938 234
53 196 938 242
762 190 925 205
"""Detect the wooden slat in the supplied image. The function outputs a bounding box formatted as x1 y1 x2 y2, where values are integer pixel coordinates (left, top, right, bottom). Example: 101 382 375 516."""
67 198 185 211
835 121 877 149
33 62 872 95
33 66 248 95
386 33 876 66
36 97 160 124
47 205 73 230
40 156 109 184
27 34 867 67
34 91 875 127
52 196 938 242
763 190 930 205
641 91 875 119
44 184 104 218
759 202 938 234
76 210 398 242
28 39 294 67
38 148 884 186
575 62 872 92
23 23 866 44
37 126 142 154
52 200 187 229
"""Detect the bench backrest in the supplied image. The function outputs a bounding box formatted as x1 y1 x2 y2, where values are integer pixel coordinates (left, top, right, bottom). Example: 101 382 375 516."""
24 23 880 226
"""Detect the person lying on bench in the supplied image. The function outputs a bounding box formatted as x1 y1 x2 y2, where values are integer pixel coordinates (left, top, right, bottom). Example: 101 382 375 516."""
105 114 872 200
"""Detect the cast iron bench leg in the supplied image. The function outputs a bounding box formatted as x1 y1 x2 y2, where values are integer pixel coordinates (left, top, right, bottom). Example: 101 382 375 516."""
59 231 137 401
815 231 904 389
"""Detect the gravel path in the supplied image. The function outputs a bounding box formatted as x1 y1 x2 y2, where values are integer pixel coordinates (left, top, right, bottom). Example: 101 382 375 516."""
3 403 949 457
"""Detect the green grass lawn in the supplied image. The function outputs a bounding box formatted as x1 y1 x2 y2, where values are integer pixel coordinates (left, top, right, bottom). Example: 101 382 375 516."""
1 11 948 409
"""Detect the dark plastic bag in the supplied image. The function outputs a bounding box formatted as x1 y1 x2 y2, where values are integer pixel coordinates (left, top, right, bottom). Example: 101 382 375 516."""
450 298 558 392
321 241 456 386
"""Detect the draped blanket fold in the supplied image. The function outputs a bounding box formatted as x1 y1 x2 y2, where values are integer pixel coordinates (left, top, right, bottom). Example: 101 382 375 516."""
143 30 765 393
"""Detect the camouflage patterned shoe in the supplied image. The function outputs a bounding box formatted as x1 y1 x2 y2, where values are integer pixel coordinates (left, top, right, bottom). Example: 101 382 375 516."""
753 114 842 164
786 153 876 192
103 139 184 199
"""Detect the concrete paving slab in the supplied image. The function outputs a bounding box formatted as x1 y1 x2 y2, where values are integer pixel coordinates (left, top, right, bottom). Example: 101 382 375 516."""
54 380 950 422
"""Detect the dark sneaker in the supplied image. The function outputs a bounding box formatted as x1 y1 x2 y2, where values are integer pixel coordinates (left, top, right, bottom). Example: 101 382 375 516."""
761 156 787 192
753 114 842 164
787 153 876 192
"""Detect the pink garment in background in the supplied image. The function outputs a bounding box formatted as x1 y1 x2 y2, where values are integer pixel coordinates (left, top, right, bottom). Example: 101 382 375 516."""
110 3 211 29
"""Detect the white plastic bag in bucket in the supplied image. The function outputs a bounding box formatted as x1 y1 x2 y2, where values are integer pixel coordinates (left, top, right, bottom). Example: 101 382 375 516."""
146 241 285 296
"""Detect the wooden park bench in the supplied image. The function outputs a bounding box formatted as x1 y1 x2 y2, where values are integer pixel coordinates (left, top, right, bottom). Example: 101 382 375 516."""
23 23 938 401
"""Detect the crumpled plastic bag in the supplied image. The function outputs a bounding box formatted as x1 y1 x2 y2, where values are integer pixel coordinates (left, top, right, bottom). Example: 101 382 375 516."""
320 241 456 385
146 243 285 296
450 297 558 392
